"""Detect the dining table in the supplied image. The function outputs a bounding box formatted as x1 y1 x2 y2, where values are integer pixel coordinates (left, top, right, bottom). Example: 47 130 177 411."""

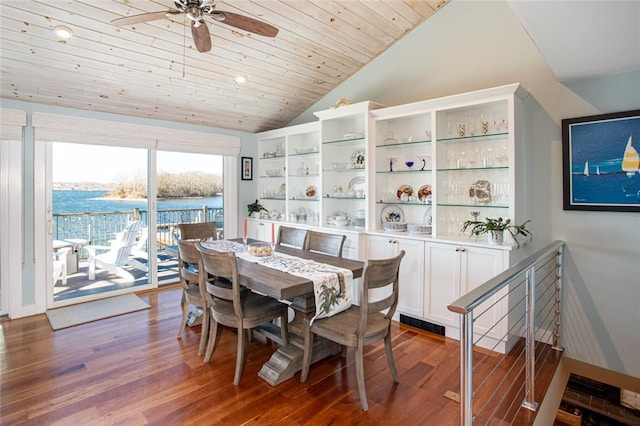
224 238 365 386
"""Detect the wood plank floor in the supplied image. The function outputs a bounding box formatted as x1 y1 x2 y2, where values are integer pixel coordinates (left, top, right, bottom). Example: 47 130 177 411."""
1 287 559 425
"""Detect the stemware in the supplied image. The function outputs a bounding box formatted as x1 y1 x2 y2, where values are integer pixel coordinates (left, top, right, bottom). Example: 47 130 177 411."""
405 160 414 170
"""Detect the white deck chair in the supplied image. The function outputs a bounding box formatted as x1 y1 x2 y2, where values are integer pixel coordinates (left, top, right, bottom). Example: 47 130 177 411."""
53 247 71 285
87 221 146 281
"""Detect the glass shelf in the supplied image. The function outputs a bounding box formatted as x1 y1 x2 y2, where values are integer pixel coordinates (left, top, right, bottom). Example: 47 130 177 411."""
323 195 366 200
322 137 365 146
289 151 319 157
376 139 431 148
436 132 508 144
288 173 320 178
377 201 433 206
438 203 509 208
323 168 365 172
260 196 286 200
376 169 432 174
259 154 286 160
437 166 508 172
289 197 319 201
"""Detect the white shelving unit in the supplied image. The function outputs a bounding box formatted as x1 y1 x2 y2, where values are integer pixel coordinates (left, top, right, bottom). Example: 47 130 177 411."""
252 85 534 353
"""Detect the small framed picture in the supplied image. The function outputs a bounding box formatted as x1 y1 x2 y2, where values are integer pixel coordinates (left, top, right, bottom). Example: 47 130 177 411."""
562 109 640 212
241 156 253 181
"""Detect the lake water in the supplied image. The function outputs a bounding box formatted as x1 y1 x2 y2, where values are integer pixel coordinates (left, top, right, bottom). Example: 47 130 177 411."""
53 190 223 214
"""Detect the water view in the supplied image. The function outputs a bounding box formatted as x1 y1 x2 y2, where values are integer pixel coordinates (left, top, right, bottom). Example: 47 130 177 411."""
53 190 223 214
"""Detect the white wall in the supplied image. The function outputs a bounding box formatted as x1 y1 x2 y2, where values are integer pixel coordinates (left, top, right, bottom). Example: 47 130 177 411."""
292 0 640 378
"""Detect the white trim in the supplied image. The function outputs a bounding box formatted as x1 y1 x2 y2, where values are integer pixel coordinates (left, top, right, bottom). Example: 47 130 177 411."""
223 156 238 238
32 112 241 156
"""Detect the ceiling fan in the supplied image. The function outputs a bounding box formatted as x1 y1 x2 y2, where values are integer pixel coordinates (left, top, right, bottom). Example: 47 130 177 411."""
112 0 279 53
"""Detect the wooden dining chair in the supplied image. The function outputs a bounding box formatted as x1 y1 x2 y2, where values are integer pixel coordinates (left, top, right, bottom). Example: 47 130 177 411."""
196 243 289 385
305 231 346 257
300 250 405 411
176 239 209 356
276 226 308 249
177 222 217 241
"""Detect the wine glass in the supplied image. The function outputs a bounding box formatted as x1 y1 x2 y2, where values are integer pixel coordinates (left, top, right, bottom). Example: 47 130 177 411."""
405 160 414 170
388 157 396 172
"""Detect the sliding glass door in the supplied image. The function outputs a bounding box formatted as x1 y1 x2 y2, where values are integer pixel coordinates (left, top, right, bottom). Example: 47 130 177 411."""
49 142 152 306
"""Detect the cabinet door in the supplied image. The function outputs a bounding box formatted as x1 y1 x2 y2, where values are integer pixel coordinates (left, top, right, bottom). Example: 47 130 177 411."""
395 237 425 318
366 235 424 319
460 245 506 339
247 219 269 241
424 242 461 327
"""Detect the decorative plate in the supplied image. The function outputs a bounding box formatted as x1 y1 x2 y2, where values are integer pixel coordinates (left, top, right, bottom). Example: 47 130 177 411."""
305 185 317 198
279 183 286 196
418 184 432 202
351 148 365 168
469 179 492 204
348 176 366 193
381 205 405 223
423 206 433 225
396 184 413 200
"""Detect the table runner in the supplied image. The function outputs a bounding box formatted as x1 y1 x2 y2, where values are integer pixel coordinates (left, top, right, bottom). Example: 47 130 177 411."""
200 241 352 323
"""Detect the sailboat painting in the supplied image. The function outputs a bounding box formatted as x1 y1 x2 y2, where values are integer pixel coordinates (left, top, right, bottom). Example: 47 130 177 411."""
562 109 640 212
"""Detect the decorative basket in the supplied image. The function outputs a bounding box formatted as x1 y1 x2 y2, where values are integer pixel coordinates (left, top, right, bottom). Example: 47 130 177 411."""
248 242 273 257
382 222 407 232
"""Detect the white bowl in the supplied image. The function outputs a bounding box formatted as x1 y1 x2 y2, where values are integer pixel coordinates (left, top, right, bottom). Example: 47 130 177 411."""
332 162 348 170
265 169 281 177
407 223 432 234
333 218 350 226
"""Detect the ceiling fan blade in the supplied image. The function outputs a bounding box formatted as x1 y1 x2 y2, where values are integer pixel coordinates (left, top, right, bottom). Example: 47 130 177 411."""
209 11 279 37
112 10 182 26
191 21 212 53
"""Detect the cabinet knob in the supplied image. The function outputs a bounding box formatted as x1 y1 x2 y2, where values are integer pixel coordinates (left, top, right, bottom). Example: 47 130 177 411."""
259 223 264 227
388 240 393 244
459 248 466 252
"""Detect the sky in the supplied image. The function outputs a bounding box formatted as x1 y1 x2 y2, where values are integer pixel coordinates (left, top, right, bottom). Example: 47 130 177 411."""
52 143 223 184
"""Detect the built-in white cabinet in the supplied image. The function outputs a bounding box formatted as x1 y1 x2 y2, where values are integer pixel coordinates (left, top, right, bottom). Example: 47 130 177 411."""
424 241 507 345
250 84 535 354
370 83 530 244
315 101 383 230
256 122 320 225
365 234 424 318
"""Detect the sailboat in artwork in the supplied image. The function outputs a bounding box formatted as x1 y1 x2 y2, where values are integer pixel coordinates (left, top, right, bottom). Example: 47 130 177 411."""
596 165 601 175
583 160 589 176
621 135 639 177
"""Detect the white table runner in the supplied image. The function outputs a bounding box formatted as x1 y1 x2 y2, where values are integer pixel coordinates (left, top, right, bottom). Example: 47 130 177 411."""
200 241 352 323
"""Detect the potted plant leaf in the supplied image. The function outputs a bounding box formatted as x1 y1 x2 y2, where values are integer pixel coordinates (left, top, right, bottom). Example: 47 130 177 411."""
247 199 268 218
461 217 532 248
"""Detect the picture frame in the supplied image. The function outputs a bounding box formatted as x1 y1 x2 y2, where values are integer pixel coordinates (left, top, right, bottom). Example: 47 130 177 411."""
562 109 640 212
241 156 253 181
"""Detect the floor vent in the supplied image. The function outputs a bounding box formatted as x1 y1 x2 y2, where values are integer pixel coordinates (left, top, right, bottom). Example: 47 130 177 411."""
400 314 445 336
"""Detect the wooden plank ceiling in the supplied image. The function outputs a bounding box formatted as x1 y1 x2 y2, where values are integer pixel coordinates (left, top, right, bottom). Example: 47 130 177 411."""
0 0 450 133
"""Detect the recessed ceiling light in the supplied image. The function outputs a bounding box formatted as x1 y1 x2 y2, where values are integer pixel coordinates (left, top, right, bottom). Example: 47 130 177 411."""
54 26 73 39
234 75 247 84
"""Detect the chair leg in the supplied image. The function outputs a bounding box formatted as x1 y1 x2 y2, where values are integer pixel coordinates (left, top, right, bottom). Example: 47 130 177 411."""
280 311 289 345
197 306 209 356
300 320 313 383
384 331 399 382
233 326 246 385
355 343 369 411
177 292 189 338
204 313 219 363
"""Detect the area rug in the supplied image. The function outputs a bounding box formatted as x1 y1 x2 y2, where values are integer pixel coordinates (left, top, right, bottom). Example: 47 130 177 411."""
46 294 150 330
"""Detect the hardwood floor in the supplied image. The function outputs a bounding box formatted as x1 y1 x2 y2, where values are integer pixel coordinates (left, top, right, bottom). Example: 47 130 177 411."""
1 287 559 425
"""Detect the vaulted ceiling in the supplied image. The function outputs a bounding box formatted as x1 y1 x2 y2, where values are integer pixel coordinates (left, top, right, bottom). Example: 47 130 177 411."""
0 0 449 133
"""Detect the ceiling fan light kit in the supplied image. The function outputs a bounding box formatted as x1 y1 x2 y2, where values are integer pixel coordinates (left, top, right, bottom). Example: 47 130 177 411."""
112 0 278 53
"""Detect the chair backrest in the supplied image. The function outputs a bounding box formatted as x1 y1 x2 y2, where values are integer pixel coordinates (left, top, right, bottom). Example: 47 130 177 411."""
176 239 201 291
178 222 217 241
305 231 346 257
196 244 243 318
277 226 308 249
358 250 405 335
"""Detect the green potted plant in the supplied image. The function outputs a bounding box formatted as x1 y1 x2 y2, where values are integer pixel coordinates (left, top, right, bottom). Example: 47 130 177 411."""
461 217 532 248
247 199 268 218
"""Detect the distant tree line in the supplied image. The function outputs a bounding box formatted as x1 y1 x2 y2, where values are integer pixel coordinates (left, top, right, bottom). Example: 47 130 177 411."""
103 171 223 199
